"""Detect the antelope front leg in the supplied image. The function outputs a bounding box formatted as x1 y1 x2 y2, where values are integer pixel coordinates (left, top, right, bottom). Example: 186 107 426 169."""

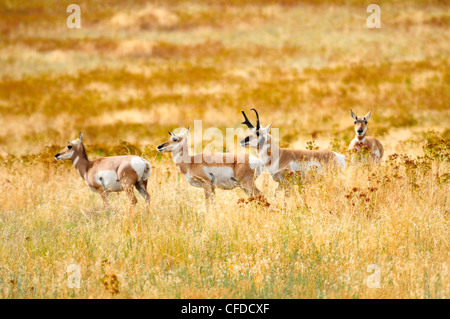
240 178 261 197
274 174 291 198
124 186 138 206
135 181 151 206
274 182 284 198
100 191 111 209
203 185 215 210
284 184 293 198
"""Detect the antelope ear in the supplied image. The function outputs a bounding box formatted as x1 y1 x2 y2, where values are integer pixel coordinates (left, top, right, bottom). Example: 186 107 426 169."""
350 109 358 120
364 109 373 121
72 132 82 145
265 122 273 132
184 127 190 136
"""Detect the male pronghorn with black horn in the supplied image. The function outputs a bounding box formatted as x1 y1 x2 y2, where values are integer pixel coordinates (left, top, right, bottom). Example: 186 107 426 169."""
55 133 151 207
348 109 384 163
240 109 346 194
157 127 263 208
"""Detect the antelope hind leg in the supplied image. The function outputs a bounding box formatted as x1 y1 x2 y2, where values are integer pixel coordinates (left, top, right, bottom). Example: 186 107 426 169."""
135 181 150 204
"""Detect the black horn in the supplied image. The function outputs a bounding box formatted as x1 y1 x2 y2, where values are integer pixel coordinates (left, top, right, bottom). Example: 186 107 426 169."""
241 110 254 129
251 108 260 130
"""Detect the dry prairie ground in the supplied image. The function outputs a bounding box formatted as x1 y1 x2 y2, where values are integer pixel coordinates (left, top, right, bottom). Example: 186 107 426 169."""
0 0 449 298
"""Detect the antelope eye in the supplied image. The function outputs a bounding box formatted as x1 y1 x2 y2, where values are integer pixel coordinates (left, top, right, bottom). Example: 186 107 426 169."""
68 145 72 149
365 121 367 124
354 121 357 124
172 137 178 142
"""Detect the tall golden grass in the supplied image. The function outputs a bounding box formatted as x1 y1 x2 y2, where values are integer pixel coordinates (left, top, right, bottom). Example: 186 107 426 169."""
0 0 448 298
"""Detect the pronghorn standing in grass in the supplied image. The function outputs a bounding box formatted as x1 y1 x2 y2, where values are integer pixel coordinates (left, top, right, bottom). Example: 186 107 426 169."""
55 133 151 207
348 109 384 163
157 127 263 208
240 109 346 194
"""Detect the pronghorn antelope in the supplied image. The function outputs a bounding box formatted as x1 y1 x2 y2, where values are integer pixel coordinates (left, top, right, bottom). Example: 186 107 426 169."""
157 127 263 208
55 133 151 207
348 109 384 163
240 109 346 194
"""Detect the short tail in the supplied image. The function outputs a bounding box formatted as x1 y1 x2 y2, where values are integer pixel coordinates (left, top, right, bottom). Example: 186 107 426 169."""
137 158 151 181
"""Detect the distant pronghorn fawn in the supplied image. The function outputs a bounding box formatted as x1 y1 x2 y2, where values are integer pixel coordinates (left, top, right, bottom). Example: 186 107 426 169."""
55 133 151 207
240 109 346 195
348 109 384 163
157 127 263 208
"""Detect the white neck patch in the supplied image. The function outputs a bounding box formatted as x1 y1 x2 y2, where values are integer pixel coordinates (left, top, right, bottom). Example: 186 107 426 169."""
73 155 79 167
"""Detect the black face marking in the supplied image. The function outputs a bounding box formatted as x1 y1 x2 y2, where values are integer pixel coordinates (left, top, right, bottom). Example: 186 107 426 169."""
68 145 73 149
240 136 250 146
258 136 266 148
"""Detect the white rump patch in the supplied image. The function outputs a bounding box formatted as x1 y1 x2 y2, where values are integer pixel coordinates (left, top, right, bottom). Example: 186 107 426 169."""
94 170 123 192
333 151 347 169
249 155 264 178
131 157 152 181
203 166 238 189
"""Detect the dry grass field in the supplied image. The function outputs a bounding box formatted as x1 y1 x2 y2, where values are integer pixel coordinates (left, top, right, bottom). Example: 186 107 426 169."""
0 0 449 298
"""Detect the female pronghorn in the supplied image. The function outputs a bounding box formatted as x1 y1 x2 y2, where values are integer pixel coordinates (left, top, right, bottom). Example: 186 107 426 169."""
240 109 346 193
55 133 151 207
348 109 384 163
157 127 263 208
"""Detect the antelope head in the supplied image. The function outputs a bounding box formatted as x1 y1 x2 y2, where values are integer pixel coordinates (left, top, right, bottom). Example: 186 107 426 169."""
157 127 190 153
350 109 372 138
55 132 83 160
240 108 272 149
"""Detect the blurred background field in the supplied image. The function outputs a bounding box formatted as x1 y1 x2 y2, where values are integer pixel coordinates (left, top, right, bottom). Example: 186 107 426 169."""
0 0 449 298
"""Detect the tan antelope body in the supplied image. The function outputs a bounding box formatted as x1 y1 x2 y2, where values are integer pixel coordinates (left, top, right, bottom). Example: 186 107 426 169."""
348 109 384 163
157 128 263 208
55 133 151 206
240 109 346 193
